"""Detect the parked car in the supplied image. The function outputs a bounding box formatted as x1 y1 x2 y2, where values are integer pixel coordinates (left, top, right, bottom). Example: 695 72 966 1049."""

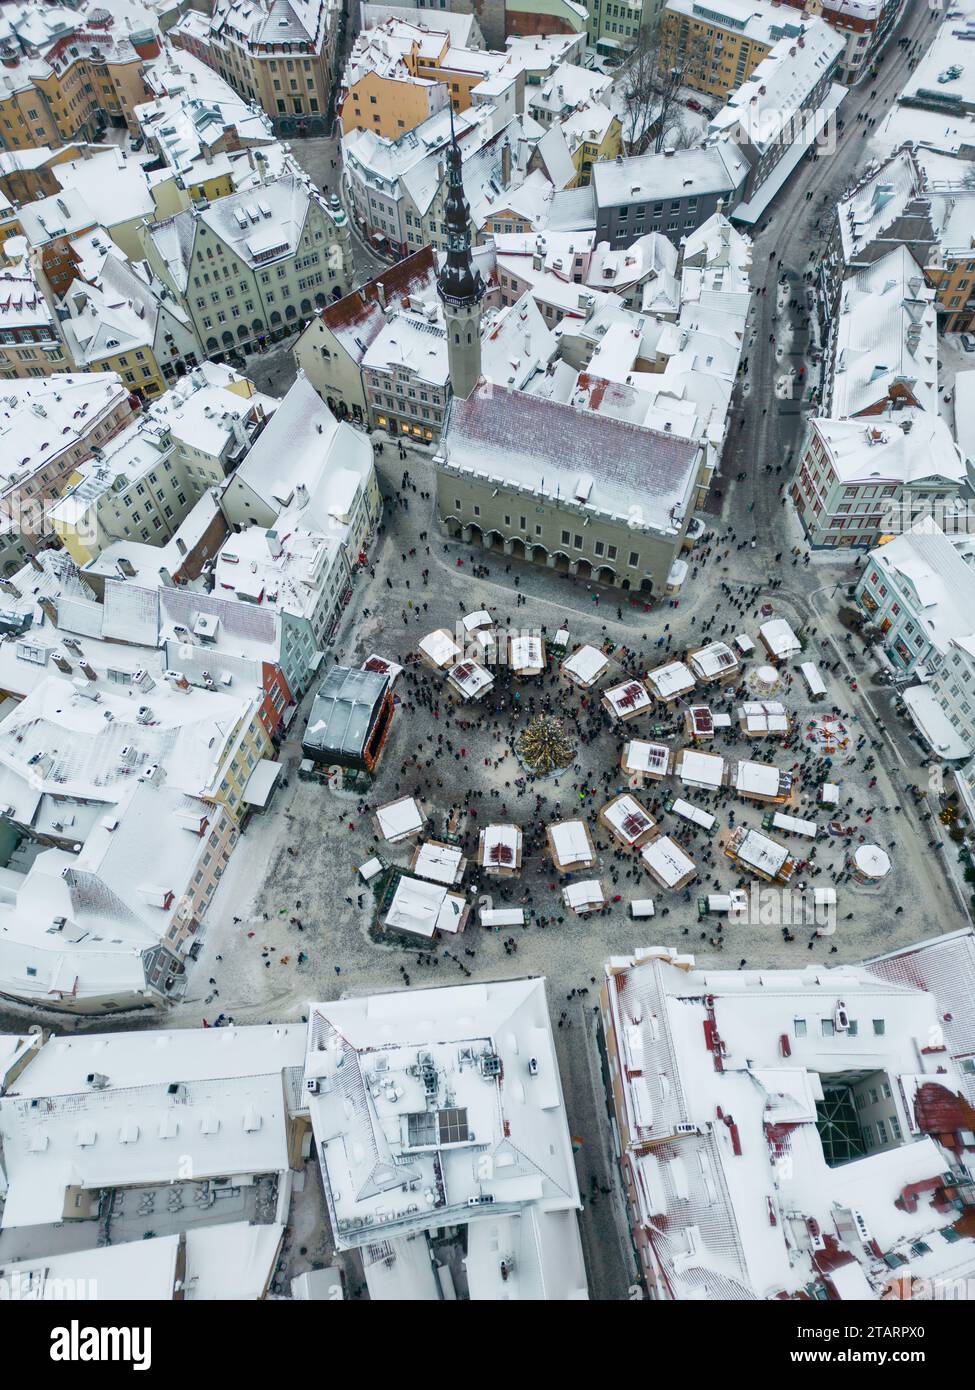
130 136 144 152
961 333 975 353
686 97 702 112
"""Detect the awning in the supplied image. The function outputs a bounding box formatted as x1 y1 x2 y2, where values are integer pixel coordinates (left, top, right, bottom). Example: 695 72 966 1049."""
901 686 972 761
243 758 284 808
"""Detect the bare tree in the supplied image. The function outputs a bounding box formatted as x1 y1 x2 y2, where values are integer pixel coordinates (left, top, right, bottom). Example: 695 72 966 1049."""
618 20 709 157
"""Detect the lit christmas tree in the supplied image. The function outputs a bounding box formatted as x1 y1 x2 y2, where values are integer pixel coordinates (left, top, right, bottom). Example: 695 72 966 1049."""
516 714 575 776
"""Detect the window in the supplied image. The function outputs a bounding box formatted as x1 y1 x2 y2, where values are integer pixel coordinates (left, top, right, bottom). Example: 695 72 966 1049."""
561 530 571 545
872 1019 885 1036
876 1119 888 1144
793 1018 807 1038
628 551 639 568
821 1018 835 1038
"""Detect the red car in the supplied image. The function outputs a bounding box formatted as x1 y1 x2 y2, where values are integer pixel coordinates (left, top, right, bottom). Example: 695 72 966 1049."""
686 98 703 112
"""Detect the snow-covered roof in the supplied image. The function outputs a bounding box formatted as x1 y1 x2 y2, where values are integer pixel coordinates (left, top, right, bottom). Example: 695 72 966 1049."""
0 1022 304 1229
640 835 695 887
867 518 975 659
810 412 963 489
707 20 843 156
562 643 608 686
688 641 738 681
604 943 975 1298
622 739 670 776
601 793 656 845
375 796 424 842
592 143 749 211
362 310 448 386
446 659 494 700
729 827 791 878
440 385 700 538
383 875 467 937
419 628 461 668
563 878 605 911
603 678 652 718
828 246 938 419
740 701 790 734
734 759 786 798
646 660 696 699
549 819 593 866
304 979 585 1280
759 618 801 658
677 749 726 790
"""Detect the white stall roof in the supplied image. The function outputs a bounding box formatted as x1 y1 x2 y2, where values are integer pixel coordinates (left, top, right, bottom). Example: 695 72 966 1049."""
624 740 670 775
563 644 608 685
385 876 466 937
677 749 725 789
647 660 695 698
419 629 461 667
604 679 652 716
603 794 655 842
735 761 781 797
563 879 605 910
509 633 544 669
463 610 493 633
759 618 801 658
361 653 403 684
734 829 790 877
447 660 494 698
641 835 694 886
413 841 465 884
376 796 424 840
550 820 593 864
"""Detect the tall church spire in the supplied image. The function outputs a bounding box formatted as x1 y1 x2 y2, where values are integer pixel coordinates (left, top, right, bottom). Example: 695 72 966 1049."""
438 109 484 400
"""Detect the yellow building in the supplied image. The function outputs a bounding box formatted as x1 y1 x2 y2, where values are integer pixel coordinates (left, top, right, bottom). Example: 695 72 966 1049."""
339 22 513 138
341 65 444 139
660 0 782 100
927 245 975 335
171 1 336 123
0 33 155 154
566 108 621 186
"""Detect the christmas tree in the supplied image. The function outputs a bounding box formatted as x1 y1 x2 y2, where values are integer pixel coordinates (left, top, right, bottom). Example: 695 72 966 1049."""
516 714 575 776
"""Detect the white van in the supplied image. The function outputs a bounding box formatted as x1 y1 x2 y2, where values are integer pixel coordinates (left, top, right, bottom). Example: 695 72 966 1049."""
630 899 655 919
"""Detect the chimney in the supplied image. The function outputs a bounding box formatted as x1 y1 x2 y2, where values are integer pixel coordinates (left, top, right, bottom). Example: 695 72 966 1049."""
501 140 512 187
267 530 283 559
29 555 44 572
0 579 20 598
175 536 187 557
295 483 309 509
116 557 136 578
79 661 97 682
52 653 73 674
376 280 386 308
158 567 175 587
38 596 58 624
